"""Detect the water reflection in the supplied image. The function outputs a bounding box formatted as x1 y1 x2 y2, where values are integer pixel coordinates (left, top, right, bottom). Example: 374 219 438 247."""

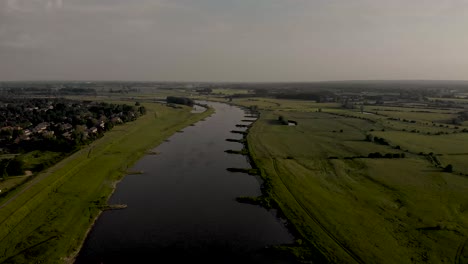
76 102 294 263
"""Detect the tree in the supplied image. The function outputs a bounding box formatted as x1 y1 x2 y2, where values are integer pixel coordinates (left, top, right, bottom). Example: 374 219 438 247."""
278 115 288 125
6 157 24 176
254 88 268 95
138 106 146 115
443 164 453 172
166 96 194 106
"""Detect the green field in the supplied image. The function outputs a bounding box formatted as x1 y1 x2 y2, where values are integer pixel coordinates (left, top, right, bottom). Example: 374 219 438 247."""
0 102 212 263
231 98 341 111
0 177 31 195
241 101 468 263
211 88 251 95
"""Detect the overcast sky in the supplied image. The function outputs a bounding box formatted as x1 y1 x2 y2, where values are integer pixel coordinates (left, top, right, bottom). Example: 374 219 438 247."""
1 0 468 82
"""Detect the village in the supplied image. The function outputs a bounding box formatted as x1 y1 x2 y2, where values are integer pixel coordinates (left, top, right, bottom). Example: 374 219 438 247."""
0 97 145 158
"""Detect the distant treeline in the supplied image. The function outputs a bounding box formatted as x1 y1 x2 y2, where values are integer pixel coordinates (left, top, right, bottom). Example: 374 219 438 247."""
58 88 96 95
229 90 336 102
1 87 96 95
218 80 468 92
274 91 336 102
166 96 194 106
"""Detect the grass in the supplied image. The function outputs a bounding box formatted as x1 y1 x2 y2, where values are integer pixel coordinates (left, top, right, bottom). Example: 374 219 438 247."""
225 98 341 112
0 177 31 194
20 151 65 172
241 101 468 263
0 150 61 198
0 102 213 263
371 131 468 154
373 109 457 122
211 88 250 95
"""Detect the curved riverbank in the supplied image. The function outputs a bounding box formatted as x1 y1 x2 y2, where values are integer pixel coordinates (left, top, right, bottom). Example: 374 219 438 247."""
75 101 294 263
68 104 214 263
220 103 327 262
0 103 213 263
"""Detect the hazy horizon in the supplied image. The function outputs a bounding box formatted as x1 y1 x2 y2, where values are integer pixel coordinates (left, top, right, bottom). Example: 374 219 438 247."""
1 0 468 82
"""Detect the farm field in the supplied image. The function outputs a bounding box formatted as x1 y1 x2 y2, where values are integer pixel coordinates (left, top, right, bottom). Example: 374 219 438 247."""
239 99 468 263
0 102 212 263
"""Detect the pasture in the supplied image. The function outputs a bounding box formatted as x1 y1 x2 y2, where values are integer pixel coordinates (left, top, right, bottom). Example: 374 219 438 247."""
242 100 468 263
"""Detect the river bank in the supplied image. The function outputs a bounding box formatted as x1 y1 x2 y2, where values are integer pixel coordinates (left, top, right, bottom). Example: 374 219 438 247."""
214 100 326 262
75 101 294 263
68 104 214 263
0 103 213 263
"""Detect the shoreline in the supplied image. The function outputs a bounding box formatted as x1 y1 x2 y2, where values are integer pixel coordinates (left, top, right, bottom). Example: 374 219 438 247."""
225 108 312 261
238 109 328 262
67 106 214 263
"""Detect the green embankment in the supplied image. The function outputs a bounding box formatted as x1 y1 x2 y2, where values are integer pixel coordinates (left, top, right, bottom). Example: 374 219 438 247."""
246 109 468 263
0 102 213 263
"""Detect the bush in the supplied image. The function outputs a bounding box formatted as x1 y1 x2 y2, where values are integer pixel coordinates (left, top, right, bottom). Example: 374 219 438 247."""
166 96 194 106
368 152 382 158
1 157 25 176
278 115 288 125
443 164 453 172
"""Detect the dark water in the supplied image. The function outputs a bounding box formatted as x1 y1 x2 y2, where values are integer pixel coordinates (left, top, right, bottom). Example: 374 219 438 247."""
76 102 294 263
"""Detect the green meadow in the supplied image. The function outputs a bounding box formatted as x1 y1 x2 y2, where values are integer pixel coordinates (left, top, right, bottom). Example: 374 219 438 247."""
238 99 468 263
0 102 212 263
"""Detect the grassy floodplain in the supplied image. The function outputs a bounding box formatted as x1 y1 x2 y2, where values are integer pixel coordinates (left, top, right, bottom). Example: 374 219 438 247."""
0 102 213 263
231 98 468 263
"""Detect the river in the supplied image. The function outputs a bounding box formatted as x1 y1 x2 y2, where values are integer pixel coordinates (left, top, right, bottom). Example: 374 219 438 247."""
76 102 294 263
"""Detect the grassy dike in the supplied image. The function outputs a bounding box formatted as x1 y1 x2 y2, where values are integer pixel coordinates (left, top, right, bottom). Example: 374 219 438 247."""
244 108 468 264
238 117 330 263
0 102 213 264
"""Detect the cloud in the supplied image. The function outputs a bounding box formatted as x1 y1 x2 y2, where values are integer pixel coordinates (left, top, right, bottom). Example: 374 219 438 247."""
46 0 63 10
0 33 38 48
4 0 63 13
6 0 20 12
1 0 468 81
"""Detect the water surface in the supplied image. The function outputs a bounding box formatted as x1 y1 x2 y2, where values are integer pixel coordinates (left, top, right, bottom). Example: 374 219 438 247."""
76 102 294 263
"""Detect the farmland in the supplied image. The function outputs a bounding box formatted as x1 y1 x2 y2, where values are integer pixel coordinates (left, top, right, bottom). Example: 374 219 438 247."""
0 102 212 263
2 81 468 263
235 98 468 263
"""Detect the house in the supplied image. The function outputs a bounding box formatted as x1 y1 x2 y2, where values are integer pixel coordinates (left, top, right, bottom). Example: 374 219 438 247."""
42 130 55 139
62 132 72 140
111 117 123 124
59 123 73 131
33 122 49 133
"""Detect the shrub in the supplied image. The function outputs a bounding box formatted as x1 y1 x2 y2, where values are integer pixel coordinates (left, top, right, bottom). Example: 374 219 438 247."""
443 164 453 172
368 152 382 158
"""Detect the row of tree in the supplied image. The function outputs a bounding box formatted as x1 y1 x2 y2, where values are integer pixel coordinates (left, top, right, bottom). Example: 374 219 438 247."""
166 96 194 106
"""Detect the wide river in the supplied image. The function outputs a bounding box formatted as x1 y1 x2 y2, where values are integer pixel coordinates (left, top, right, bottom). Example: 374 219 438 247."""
76 102 294 263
